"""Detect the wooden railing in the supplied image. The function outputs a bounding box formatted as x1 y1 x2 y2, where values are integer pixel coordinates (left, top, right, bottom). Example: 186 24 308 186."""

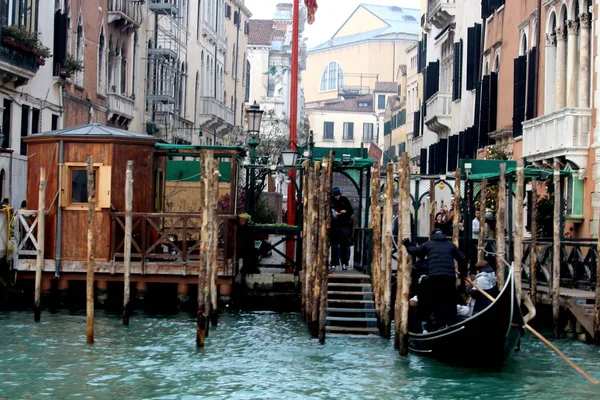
110 213 238 276
12 210 40 262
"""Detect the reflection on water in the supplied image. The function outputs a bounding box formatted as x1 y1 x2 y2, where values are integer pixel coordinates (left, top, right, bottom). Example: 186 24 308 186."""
0 311 599 399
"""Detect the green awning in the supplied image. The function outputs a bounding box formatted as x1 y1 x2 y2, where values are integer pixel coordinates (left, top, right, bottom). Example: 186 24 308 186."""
166 160 233 182
155 143 245 156
459 159 572 181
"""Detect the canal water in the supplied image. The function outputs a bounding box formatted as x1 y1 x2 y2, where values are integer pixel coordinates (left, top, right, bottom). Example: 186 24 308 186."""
0 311 599 399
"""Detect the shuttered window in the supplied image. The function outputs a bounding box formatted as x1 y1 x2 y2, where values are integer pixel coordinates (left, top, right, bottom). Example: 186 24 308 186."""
479 76 491 149
452 40 463 101
513 55 527 137
420 149 427 175
490 72 498 132
425 61 440 101
419 34 428 72
438 138 448 174
526 47 537 120
343 122 354 140
466 24 482 91
448 135 459 172
482 0 504 19
323 122 334 140
413 110 421 138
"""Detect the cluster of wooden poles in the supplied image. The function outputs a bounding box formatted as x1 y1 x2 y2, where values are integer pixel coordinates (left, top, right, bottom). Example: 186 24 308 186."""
33 153 221 348
300 154 333 343
369 153 412 355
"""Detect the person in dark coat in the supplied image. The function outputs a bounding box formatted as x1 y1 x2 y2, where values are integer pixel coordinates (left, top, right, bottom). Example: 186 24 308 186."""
402 228 468 330
330 187 354 272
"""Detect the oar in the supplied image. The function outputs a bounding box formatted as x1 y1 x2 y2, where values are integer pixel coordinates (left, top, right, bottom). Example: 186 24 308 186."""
466 277 599 385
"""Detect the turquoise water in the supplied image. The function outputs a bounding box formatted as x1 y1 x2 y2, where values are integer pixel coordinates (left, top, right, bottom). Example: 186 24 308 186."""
0 311 599 399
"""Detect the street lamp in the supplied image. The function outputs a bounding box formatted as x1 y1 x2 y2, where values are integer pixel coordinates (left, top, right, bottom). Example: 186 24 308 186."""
281 149 298 168
245 101 264 162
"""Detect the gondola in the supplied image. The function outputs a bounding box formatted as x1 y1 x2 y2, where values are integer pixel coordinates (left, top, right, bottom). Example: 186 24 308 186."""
408 266 524 368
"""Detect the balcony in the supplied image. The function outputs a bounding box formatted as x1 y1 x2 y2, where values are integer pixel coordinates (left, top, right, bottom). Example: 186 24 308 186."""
0 42 40 87
428 0 456 29
198 97 234 131
424 91 452 134
149 0 179 16
108 0 143 30
522 107 592 169
107 92 135 126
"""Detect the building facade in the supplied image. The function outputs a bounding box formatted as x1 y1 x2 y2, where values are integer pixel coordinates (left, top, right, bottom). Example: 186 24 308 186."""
304 4 419 108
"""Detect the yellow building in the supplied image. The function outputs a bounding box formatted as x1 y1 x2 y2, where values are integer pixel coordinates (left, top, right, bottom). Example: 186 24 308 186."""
304 4 419 106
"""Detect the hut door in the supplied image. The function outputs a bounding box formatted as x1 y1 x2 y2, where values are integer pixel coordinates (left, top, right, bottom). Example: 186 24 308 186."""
154 168 164 212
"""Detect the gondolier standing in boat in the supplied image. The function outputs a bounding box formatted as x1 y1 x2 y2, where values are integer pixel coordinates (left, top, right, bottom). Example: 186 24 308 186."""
402 228 468 330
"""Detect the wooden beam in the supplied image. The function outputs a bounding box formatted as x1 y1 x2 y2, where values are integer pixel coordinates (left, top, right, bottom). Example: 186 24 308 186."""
514 160 524 304
382 162 394 338
477 179 488 263
553 162 561 338
86 157 96 344
370 163 382 335
123 160 133 325
530 177 538 304
34 167 46 322
496 163 506 289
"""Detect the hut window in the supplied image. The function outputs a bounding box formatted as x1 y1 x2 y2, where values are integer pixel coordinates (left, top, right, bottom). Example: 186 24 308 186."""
71 169 95 203
62 164 111 209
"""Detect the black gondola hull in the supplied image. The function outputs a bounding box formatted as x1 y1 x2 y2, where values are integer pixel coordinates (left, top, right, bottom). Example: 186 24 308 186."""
408 268 524 368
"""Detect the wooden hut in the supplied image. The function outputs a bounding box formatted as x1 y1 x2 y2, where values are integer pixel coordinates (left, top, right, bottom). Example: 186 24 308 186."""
15 124 242 306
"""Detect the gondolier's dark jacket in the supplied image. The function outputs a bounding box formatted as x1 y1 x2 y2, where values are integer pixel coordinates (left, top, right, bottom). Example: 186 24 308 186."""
404 230 468 278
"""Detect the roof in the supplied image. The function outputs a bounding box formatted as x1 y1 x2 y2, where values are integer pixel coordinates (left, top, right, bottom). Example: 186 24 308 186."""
313 94 374 113
28 124 156 140
374 81 398 93
248 20 274 46
311 4 419 51
458 159 572 181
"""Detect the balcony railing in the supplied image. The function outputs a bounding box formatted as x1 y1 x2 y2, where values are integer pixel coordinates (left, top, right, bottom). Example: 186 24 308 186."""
108 0 143 27
107 91 135 121
522 107 592 168
424 91 452 134
199 97 234 126
0 43 39 86
428 0 456 29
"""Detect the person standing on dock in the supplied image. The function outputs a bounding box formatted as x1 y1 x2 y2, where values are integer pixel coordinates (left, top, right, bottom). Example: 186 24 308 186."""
402 228 468 330
330 187 354 272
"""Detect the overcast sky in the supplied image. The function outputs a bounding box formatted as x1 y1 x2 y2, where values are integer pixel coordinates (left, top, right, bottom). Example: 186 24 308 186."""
244 0 421 49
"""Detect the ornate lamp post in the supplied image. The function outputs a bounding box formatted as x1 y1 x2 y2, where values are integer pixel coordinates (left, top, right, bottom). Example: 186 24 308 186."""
246 101 264 162
244 101 264 215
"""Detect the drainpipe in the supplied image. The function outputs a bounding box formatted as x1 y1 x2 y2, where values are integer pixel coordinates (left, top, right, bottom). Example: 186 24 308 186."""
233 5 241 126
55 140 63 277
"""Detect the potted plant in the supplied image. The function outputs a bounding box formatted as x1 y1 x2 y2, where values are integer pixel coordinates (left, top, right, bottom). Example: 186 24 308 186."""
238 212 252 225
1 25 51 63
60 55 83 77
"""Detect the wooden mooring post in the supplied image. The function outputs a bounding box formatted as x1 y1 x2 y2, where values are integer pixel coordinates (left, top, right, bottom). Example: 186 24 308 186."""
477 179 487 263
318 154 333 344
197 152 210 347
301 161 310 321
210 159 219 326
514 160 524 304
86 157 96 344
370 163 382 334
395 153 411 355
452 169 460 247
429 178 436 234
123 161 133 326
552 162 561 337
530 178 538 304
595 198 600 343
310 161 321 337
381 163 394 338
34 168 46 322
496 163 506 289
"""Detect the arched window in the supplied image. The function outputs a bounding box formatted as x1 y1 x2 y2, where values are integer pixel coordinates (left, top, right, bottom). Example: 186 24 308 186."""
132 32 138 96
98 25 106 94
75 13 84 86
493 54 500 74
519 31 528 56
320 61 344 91
194 71 199 125
120 46 127 95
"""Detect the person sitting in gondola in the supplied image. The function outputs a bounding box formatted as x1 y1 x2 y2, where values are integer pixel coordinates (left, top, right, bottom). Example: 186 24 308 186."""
467 260 499 315
402 228 468 331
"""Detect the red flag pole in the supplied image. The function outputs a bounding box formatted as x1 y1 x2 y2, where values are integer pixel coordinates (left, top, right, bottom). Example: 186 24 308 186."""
286 0 300 262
